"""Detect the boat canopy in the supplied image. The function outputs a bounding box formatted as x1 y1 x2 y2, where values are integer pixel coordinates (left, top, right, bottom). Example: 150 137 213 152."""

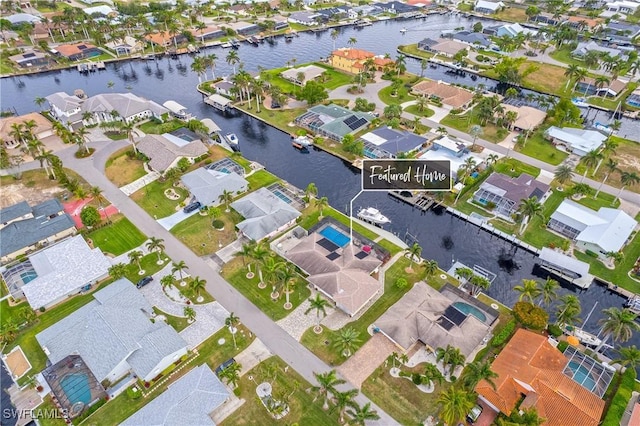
539 248 590 278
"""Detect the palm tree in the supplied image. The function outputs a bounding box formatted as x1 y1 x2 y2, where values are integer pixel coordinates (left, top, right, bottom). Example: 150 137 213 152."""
405 242 422 271
219 189 233 212
487 153 499 167
572 67 588 92
556 295 582 328
516 197 543 235
330 29 339 51
305 182 318 202
278 265 297 308
128 250 144 273
333 327 361 357
422 363 445 388
305 294 330 333
436 126 448 136
330 389 359 423
497 408 546 426
90 186 110 223
616 171 640 204
226 49 240 74
538 278 559 307
346 402 380 425
219 362 241 388
594 75 610 97
554 164 574 186
316 196 328 218
581 149 603 181
311 370 345 410
108 263 127 279
595 159 619 198
423 259 439 277
613 345 640 369
262 257 284 288
236 242 256 267
437 386 475 426
454 157 477 204
395 53 406 77
347 37 357 46
595 138 618 175
596 307 640 352
146 236 165 263
514 279 541 303
436 345 465 375
251 242 269 285
460 360 498 391
160 274 173 290
172 260 189 284
469 274 491 297
469 124 483 149
74 127 91 154
225 312 240 349
189 276 206 300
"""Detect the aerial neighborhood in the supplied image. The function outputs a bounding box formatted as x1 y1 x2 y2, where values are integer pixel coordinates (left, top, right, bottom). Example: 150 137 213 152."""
2 0 640 425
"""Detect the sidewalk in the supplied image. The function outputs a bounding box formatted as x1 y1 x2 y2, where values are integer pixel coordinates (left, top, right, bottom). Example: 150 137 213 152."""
120 170 161 196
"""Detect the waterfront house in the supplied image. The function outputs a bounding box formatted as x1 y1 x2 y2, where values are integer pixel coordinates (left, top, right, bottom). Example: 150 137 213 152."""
83 5 117 18
500 104 546 132
190 25 224 42
45 91 83 128
5 13 41 24
475 329 607 426
360 127 428 158
0 199 76 264
181 167 248 207
377 1 421 16
571 41 625 60
416 37 469 57
144 31 184 48
36 279 189 384
419 135 482 178
213 80 235 98
329 47 393 74
8 235 110 310
548 199 637 259
474 0 504 14
411 80 474 110
231 187 301 241
603 21 640 42
271 16 290 31
567 16 603 30
9 50 50 68
288 0 317 6
544 126 607 156
223 21 259 36
0 112 54 150
473 172 549 219
105 36 144 56
294 104 373 141
376 282 497 357
575 77 627 98
492 23 537 38
81 92 168 125
52 42 102 61
122 365 230 426
280 64 326 85
626 87 640 108
163 100 192 121
449 31 492 48
136 133 208 174
315 6 349 21
228 3 251 15
603 0 639 16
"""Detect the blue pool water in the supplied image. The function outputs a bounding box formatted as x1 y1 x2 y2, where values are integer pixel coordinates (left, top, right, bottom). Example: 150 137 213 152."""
273 190 292 204
59 373 91 405
319 226 350 248
20 271 38 284
452 302 487 322
567 361 596 391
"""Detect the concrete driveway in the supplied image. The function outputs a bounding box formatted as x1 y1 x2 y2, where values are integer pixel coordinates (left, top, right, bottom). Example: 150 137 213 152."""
157 208 200 230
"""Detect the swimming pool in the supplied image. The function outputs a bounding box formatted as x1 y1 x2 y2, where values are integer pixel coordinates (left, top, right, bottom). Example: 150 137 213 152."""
319 226 350 248
273 190 292 204
60 373 91 406
20 270 38 284
567 361 596 392
452 302 487 322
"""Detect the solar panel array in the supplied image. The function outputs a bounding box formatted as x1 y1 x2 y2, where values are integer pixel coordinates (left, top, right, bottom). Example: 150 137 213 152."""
343 115 358 127
24 52 35 58
326 252 341 261
317 238 339 252
444 305 467 326
344 115 368 131
437 316 455 331
355 251 369 259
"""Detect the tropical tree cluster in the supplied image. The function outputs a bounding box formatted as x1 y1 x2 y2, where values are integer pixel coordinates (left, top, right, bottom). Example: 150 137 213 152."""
311 370 379 424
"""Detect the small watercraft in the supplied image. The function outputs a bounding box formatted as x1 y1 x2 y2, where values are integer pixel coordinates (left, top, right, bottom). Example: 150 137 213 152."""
400 28 407 33
357 207 390 225
225 133 239 148
626 296 640 314
292 135 312 150
571 97 590 108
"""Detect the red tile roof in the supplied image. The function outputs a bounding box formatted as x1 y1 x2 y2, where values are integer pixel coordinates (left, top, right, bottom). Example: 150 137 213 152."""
55 42 98 57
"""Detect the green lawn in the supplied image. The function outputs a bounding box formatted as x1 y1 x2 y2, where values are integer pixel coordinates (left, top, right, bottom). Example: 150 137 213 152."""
170 210 242 256
403 104 435 118
130 180 189 219
81 325 254 426
602 369 639 426
138 119 184 135
152 307 190 332
377 239 404 256
493 158 541 178
123 252 170 284
176 277 215 304
440 109 509 143
235 104 306 134
38 396 67 426
262 62 353 96
398 44 435 61
247 169 280 191
85 217 147 256
220 257 311 321
221 357 340 426
105 148 146 187
494 7 528 22
298 205 379 241
521 189 570 249
378 75 418 106
586 83 638 111
574 136 640 193
548 48 599 69
516 128 568 166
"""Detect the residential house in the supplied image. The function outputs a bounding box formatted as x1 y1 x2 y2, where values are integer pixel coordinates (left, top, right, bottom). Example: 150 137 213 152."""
288 11 321 26
419 135 481 178
448 30 492 48
45 91 83 128
603 21 640 42
52 42 102 61
214 80 235 98
493 22 537 38
500 104 546 132
105 36 143 56
136 133 208 174
548 199 637 259
181 167 248 207
145 31 184 48
416 37 469 57
571 41 625 60
567 16 603 30
271 16 290 31
223 21 259 36
544 126 607 156
190 25 224 42
575 77 627 98
36 279 189 384
603 0 639 15
377 282 497 356
377 1 420 16
626 87 640 108
531 13 560 26
360 127 428 158
13 235 111 309
83 5 117 18
473 172 549 219
228 3 250 15
411 80 474 109
474 0 504 14
0 199 76 264
231 187 301 241
81 92 168 124
329 47 393 74
315 6 349 21
288 0 317 6
475 329 607 426
0 112 54 150
295 104 373 142
280 64 326 85
5 13 41 24
9 51 50 68
121 365 230 426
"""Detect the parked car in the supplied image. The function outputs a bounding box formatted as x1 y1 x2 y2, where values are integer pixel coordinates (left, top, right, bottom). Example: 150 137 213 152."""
183 201 202 213
467 405 482 424
136 276 153 289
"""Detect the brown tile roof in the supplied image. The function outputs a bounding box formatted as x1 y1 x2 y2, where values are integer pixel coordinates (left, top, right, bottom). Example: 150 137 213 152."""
331 48 375 61
629 403 640 426
501 104 546 130
476 329 605 426
411 80 474 109
55 42 98 57
144 31 172 46
431 39 468 56
0 113 52 141
581 77 627 94
567 16 603 28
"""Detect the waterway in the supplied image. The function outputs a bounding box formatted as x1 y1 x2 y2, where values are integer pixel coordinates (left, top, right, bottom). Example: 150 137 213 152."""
1 15 638 357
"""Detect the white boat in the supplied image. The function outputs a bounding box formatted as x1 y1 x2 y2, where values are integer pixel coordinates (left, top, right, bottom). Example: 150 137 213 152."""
220 42 232 48
357 207 390 225
594 122 614 135
571 328 602 347
625 296 640 314
400 28 407 33
571 97 590 108
292 135 312 149
224 133 239 147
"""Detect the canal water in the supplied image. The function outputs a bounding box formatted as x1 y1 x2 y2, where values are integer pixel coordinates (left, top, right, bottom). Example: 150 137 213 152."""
1 16 637 357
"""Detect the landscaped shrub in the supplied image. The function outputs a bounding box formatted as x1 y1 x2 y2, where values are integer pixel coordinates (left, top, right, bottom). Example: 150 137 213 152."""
585 249 599 258
556 340 569 353
412 373 422 385
547 323 562 337
491 319 516 347
212 219 224 230
395 277 408 290
602 368 637 426
513 301 549 331
80 206 101 227
126 386 141 400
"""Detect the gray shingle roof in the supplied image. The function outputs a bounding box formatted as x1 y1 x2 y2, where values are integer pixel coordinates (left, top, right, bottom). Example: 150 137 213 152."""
136 134 208 172
479 173 549 204
81 92 168 120
121 364 229 426
31 198 65 218
181 168 248 206
36 279 187 381
0 213 76 259
0 201 31 224
45 92 82 113
231 187 301 241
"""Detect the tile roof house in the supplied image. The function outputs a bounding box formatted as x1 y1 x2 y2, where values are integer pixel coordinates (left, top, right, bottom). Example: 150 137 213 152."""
231 187 301 241
475 329 605 426
281 64 326 85
0 199 76 264
81 92 168 124
36 279 189 383
501 104 546 132
329 48 394 74
8 50 50 68
20 235 111 309
411 80 474 109
122 364 230 426
0 112 54 150
376 282 497 356
189 25 224 42
53 42 102 61
136 134 208 173
6 13 41 24
571 41 625 60
360 127 428 158
450 31 492 47
417 37 469 57
45 91 83 127
548 199 637 259
494 23 537 38
181 167 248 207
576 77 627 98
288 11 321 26
473 172 549 220
544 126 607 156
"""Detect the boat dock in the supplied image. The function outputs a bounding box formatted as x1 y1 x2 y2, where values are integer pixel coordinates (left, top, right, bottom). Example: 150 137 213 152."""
388 191 434 211
77 61 105 73
204 94 234 112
